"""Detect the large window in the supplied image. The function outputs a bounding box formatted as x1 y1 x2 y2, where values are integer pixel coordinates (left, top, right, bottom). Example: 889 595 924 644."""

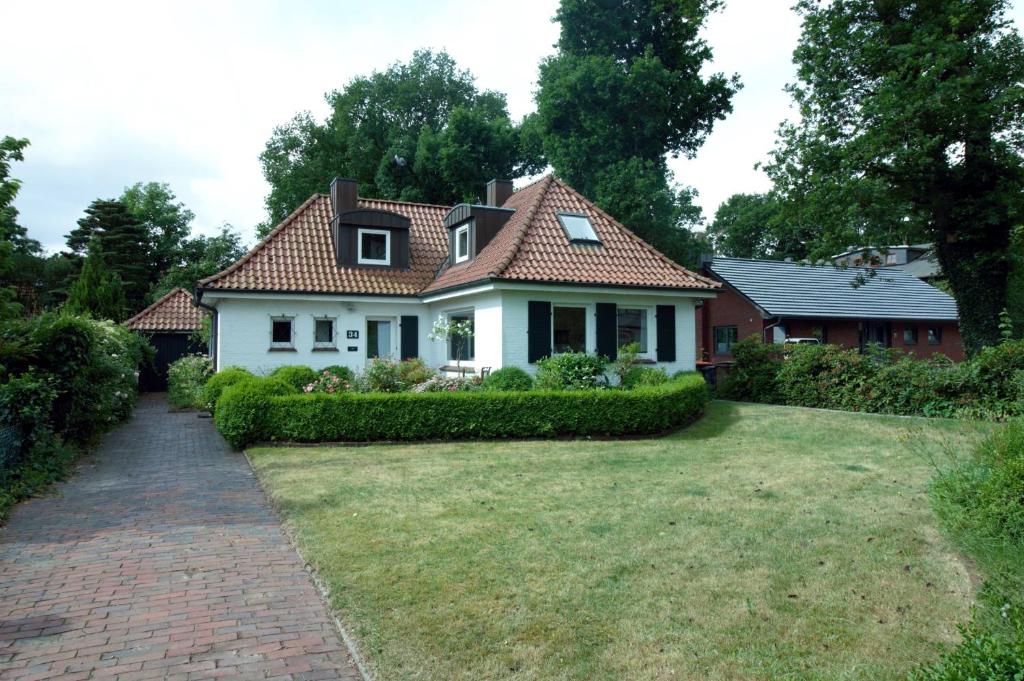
714 325 738 355
617 308 647 353
553 306 586 353
454 224 470 263
448 312 475 361
270 317 294 349
366 319 393 358
314 318 336 349
557 213 601 243
357 228 390 265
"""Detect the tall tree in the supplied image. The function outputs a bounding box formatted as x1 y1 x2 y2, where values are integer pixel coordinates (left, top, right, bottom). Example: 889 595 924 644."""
531 0 739 266
66 200 151 312
0 136 40 318
119 182 194 278
259 50 543 232
706 193 807 260
150 225 246 300
63 240 127 321
763 0 1024 354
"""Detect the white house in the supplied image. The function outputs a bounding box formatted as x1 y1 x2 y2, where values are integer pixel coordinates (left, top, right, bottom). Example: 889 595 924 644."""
197 175 720 376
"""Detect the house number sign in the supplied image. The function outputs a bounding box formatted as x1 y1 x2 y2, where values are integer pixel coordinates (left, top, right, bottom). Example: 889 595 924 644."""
346 330 359 339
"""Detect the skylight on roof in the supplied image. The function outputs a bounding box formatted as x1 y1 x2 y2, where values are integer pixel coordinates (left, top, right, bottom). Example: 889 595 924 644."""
557 213 600 244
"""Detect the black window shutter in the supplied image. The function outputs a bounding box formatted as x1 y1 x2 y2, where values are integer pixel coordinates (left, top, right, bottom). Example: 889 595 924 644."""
596 303 617 359
527 301 551 363
656 304 676 362
400 315 418 359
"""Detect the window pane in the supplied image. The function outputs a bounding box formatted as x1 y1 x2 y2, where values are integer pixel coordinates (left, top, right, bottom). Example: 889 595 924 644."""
272 320 291 344
617 308 647 352
315 319 333 344
903 327 918 344
928 327 942 345
366 320 392 358
457 228 469 259
558 214 600 242
714 326 737 354
361 232 388 261
448 314 475 361
553 306 586 353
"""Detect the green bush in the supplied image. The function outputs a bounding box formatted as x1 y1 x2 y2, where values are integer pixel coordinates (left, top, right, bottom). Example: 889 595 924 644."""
411 375 479 392
305 368 354 394
482 367 534 391
359 357 404 393
398 358 435 386
214 377 299 449
536 352 608 390
269 365 318 391
216 372 708 448
909 612 1024 681
323 365 355 381
718 337 782 402
201 367 253 413
621 366 668 390
167 354 213 409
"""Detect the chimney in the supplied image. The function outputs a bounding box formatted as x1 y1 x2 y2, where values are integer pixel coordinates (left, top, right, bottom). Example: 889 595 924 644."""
485 179 513 207
330 177 357 216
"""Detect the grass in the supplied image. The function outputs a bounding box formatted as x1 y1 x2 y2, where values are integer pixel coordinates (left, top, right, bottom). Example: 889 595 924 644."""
248 401 993 681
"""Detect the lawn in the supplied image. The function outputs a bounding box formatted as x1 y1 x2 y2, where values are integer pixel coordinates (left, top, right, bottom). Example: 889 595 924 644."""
248 401 992 681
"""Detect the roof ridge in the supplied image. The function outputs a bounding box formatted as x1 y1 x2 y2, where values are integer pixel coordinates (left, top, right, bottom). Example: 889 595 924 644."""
488 175 555 277
124 287 190 327
357 195 453 210
549 176 720 288
199 194 325 289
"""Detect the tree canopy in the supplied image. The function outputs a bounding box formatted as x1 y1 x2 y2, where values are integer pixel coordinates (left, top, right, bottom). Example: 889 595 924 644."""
259 49 543 233
530 0 738 266
706 193 806 260
150 226 246 301
764 0 1024 353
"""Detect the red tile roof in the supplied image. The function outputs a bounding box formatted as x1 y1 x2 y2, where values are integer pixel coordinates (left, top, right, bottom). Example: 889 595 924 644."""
199 176 717 297
125 288 205 332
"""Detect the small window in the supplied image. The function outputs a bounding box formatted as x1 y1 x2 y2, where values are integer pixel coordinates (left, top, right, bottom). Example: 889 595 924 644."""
557 213 600 243
270 317 293 349
448 313 475 361
714 325 738 355
357 229 390 265
811 325 828 343
885 252 899 265
617 308 647 353
455 224 470 263
314 318 335 348
366 319 393 359
903 327 918 345
553 306 586 353
928 326 942 345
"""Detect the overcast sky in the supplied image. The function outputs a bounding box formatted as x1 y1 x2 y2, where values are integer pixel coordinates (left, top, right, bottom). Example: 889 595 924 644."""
4 1 1024 253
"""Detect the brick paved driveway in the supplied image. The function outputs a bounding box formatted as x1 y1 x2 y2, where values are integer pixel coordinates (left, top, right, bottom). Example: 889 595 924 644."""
0 394 363 680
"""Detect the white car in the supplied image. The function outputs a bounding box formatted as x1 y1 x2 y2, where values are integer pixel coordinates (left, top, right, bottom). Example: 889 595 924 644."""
784 337 822 345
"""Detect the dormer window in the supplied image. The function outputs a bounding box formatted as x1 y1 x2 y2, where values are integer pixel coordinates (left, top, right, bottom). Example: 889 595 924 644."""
454 224 470 263
557 213 600 244
358 228 390 265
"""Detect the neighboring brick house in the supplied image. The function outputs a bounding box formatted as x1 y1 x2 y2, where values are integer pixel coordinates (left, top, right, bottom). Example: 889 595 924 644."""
197 176 720 376
696 257 963 363
125 287 207 390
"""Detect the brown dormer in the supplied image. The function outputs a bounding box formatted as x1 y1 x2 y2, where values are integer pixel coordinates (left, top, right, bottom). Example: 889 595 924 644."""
442 179 516 267
329 178 411 269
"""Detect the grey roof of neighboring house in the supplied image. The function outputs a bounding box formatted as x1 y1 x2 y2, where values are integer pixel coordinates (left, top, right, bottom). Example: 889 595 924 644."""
707 257 959 321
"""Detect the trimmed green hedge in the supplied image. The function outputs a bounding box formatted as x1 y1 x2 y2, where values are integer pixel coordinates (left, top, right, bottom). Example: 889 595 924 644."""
216 372 708 449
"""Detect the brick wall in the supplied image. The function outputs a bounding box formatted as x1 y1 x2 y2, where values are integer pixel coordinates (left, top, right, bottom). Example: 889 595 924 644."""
696 284 766 363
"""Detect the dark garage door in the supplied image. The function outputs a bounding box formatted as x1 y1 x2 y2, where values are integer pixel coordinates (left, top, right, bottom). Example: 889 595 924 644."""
140 333 207 392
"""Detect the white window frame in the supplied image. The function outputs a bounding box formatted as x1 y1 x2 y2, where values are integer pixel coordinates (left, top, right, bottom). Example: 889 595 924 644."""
551 304 588 354
445 308 476 362
269 316 295 349
313 316 337 349
365 316 397 359
454 224 470 263
616 306 652 356
357 228 390 265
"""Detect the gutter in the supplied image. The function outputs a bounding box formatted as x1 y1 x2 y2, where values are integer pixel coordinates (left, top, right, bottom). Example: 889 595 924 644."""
763 316 783 344
194 288 219 370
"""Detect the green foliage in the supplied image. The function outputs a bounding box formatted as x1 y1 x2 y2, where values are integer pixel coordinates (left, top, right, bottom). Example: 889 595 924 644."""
305 368 355 394
531 0 738 265
150 226 246 303
63 241 128 321
323 365 355 383
706 193 804 260
217 373 708 448
269 365 318 391
166 354 213 409
398 357 434 386
909 612 1024 681
259 49 542 230
621 366 669 390
411 375 480 393
214 377 299 449
536 351 608 390
724 340 1024 420
764 0 1024 353
358 357 404 393
482 367 534 392
0 437 78 524
201 367 253 413
119 181 194 278
0 136 39 318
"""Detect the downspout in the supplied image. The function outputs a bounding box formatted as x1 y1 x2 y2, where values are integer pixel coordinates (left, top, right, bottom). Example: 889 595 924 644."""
194 288 218 371
763 316 783 345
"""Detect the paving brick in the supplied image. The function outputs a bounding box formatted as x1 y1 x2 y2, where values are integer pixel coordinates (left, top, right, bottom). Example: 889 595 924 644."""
0 394 362 680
